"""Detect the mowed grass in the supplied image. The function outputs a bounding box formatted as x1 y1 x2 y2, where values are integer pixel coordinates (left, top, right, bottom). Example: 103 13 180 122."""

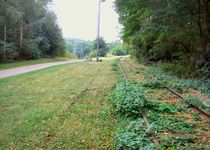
0 60 117 149
0 57 71 70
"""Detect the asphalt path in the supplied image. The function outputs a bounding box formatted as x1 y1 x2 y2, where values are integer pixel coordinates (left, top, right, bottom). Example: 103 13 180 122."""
0 59 83 79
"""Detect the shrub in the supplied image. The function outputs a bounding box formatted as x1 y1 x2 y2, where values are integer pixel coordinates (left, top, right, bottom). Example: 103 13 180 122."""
111 60 119 71
0 41 19 61
21 40 41 59
89 50 97 58
64 50 76 59
112 81 146 118
112 44 127 56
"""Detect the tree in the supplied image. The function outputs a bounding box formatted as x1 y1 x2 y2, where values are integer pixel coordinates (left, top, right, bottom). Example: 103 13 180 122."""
93 37 108 57
111 44 127 56
0 0 65 62
114 0 210 76
66 38 93 58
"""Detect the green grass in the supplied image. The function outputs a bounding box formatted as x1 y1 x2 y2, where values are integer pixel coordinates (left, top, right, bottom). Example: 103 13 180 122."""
0 60 117 149
0 57 72 70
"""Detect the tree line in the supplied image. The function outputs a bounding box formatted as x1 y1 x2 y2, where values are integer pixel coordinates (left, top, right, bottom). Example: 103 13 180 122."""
0 0 65 62
66 37 125 58
115 0 210 77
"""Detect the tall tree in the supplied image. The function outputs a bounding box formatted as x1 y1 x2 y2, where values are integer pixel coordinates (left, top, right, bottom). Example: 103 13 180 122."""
115 0 210 76
0 0 65 61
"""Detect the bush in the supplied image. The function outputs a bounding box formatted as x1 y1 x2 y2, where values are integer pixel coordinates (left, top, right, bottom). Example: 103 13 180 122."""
112 80 146 118
64 50 76 59
21 40 41 59
89 50 97 58
0 41 19 61
112 44 127 56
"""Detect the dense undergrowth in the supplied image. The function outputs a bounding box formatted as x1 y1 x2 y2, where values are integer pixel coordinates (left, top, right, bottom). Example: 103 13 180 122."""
146 64 210 97
111 60 210 150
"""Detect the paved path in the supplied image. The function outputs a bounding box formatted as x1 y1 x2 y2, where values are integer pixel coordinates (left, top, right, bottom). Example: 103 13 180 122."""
0 60 83 79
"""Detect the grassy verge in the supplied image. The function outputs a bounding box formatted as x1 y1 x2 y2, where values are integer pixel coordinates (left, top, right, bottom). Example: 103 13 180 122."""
0 60 117 149
0 57 72 70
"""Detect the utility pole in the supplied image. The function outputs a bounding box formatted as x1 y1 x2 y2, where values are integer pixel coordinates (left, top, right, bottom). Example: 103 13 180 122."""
96 0 105 61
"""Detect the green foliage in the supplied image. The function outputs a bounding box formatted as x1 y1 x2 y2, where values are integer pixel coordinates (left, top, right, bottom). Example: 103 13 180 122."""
0 0 65 62
89 50 97 58
152 102 179 114
93 37 109 57
116 119 155 150
114 0 210 77
21 39 41 59
112 60 209 149
158 136 199 150
112 80 146 118
66 38 93 58
111 60 119 72
183 96 210 114
0 42 18 61
146 66 210 96
148 112 197 134
142 78 165 89
64 50 76 59
112 44 127 56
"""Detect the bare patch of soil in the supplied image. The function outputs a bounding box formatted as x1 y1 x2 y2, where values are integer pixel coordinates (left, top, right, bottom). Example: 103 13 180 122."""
160 97 178 103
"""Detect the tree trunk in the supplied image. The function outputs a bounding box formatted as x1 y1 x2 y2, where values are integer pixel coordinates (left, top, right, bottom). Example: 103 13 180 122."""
20 20 23 52
196 0 206 49
3 25 7 61
204 1 210 45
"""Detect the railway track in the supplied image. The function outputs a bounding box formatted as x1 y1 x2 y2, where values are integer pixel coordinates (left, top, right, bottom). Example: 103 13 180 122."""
118 61 161 148
123 59 210 122
117 59 210 148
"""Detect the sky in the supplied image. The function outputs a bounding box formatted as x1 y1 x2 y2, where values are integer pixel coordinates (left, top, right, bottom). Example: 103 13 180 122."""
51 0 121 42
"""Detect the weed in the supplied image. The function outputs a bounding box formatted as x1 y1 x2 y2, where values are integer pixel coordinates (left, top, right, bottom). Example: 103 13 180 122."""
112 80 146 118
148 112 197 134
112 60 120 72
192 115 203 121
183 95 210 114
158 136 199 150
116 119 155 150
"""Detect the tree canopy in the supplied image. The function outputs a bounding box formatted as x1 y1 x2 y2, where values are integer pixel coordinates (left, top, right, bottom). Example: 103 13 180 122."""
93 37 109 57
115 0 210 76
66 38 93 59
0 0 65 62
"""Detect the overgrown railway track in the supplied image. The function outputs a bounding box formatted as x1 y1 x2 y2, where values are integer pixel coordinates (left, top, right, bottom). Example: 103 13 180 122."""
118 61 161 148
123 59 210 122
117 59 210 149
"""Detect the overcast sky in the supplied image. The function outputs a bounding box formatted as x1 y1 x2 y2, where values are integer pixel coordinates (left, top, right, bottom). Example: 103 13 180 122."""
51 0 121 42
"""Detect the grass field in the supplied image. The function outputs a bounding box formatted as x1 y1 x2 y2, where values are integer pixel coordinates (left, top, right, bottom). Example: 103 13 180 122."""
0 60 117 149
0 57 72 70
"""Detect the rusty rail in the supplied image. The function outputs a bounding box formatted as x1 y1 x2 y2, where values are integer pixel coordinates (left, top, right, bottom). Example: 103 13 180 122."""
122 59 210 121
118 60 160 148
